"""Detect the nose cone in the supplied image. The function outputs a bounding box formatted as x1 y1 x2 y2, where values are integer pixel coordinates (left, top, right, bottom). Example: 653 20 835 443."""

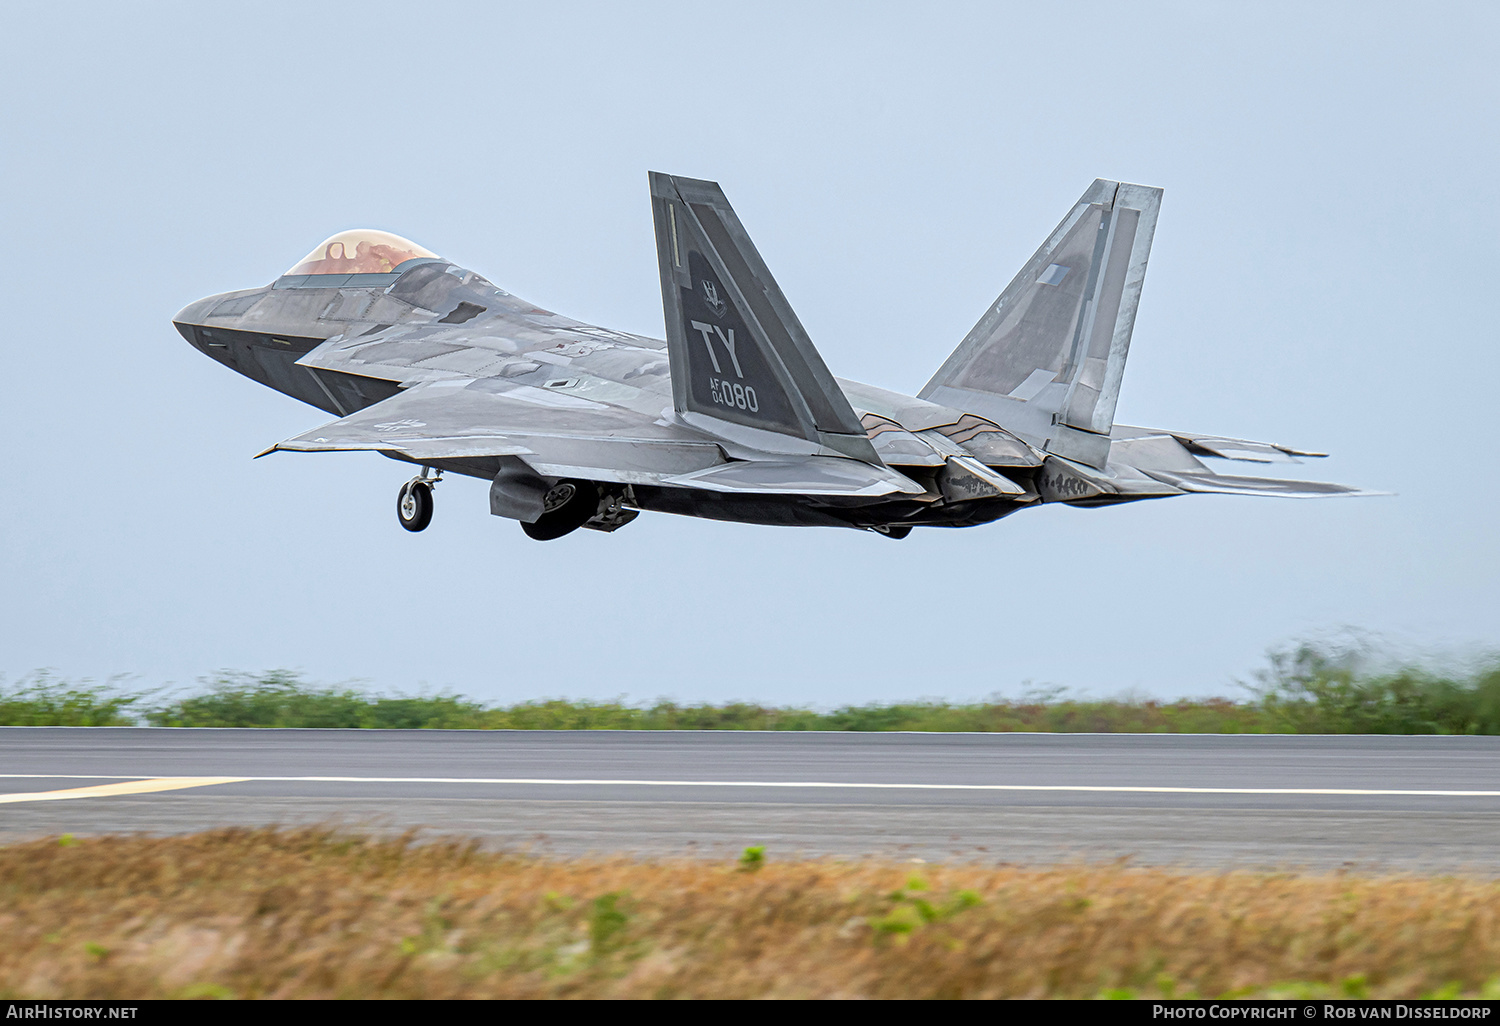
173 295 218 343
174 295 219 326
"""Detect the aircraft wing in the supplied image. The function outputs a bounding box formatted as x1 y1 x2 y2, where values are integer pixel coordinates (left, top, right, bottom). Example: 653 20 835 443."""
266 380 924 496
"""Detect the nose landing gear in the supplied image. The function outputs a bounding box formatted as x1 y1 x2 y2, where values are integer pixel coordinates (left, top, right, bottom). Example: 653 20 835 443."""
397 469 441 532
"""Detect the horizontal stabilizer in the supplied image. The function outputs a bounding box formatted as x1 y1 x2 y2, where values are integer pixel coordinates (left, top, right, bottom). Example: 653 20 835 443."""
1141 469 1385 498
1175 436 1303 463
1112 426 1326 464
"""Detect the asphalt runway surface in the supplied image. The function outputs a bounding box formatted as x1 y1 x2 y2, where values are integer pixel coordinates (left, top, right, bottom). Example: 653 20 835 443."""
3 728 1500 870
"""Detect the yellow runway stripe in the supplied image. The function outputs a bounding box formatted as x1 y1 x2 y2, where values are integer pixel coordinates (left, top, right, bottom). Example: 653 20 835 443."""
0 777 247 804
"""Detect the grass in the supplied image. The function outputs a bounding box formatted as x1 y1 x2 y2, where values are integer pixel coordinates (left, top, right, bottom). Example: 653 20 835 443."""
3 827 1500 999
4 642 1500 733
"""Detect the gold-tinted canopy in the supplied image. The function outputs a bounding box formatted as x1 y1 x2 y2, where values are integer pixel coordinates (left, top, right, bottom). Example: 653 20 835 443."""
285 230 438 276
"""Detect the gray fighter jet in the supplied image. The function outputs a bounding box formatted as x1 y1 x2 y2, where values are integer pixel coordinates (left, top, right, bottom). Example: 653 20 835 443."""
174 174 1370 541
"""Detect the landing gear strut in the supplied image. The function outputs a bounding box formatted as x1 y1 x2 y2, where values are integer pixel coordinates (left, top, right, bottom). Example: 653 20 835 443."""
397 468 441 532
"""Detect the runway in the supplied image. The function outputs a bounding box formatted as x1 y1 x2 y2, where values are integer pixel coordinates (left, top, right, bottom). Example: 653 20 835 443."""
3 728 1499 870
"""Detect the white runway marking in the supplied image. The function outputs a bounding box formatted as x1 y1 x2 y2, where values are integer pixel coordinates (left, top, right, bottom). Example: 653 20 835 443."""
1 774 1499 798
0 777 248 804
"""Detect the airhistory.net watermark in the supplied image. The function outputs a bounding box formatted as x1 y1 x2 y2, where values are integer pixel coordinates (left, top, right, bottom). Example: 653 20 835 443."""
5 1008 137 1019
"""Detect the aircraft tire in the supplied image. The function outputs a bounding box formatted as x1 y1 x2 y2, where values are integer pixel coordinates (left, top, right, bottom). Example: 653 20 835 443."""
398 481 434 533
521 480 599 541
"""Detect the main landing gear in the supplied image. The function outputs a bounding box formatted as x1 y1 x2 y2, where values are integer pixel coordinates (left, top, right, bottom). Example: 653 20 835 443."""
521 479 600 541
397 469 441 532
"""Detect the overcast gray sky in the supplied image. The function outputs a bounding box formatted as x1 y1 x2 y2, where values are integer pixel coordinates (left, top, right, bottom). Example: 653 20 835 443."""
2 1 1496 705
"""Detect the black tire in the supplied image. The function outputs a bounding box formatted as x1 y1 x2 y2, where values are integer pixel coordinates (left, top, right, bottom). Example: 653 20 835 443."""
397 480 433 532
872 524 912 540
521 480 598 541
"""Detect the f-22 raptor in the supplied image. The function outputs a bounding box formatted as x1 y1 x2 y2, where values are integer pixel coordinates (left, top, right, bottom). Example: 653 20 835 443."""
174 174 1368 540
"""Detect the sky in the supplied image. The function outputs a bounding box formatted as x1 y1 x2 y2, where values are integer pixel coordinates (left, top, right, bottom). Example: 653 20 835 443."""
1 2 1496 705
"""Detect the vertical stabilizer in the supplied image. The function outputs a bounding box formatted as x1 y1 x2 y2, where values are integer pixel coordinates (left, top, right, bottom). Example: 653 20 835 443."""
920 180 1161 469
649 172 877 463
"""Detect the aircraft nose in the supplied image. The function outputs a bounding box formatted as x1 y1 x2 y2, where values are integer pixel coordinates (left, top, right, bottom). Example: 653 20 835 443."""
173 296 216 328
173 295 227 350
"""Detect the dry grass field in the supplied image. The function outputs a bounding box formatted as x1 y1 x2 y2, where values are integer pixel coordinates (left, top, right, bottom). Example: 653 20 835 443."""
1 827 1498 999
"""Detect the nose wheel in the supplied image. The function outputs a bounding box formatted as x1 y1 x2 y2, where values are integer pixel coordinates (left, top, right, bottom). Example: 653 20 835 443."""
397 470 440 532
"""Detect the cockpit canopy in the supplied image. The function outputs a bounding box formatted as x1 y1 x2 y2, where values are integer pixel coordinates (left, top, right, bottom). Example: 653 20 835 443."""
285 230 438 276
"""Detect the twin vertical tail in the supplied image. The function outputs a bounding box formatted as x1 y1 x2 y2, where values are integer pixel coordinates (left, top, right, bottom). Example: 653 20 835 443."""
648 172 877 464
919 180 1162 470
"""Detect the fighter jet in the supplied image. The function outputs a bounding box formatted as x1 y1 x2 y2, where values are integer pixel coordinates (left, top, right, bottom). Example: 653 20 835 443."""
173 174 1370 541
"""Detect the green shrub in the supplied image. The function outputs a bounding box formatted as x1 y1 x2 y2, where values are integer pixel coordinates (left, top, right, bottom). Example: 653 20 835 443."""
146 671 490 729
8 642 1500 733
0 672 141 726
1249 642 1500 735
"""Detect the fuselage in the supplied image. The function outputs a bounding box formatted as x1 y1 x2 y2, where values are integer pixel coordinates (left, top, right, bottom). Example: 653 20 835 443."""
175 187 1362 537
175 254 1053 532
